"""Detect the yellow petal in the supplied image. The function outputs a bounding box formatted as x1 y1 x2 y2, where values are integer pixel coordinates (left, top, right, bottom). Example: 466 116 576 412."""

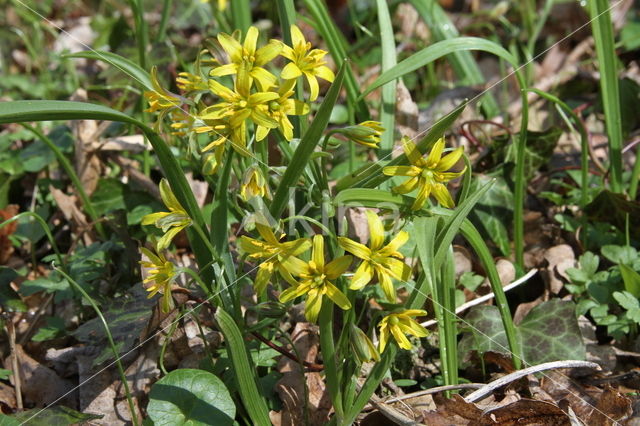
378 270 396 302
256 40 283 65
254 263 273 295
412 180 431 211
159 179 183 212
426 138 445 168
338 237 371 260
243 26 259 56
290 24 306 47
350 261 374 290
305 72 320 101
141 211 170 226
365 210 385 250
281 62 303 79
432 183 455 208
325 282 351 310
311 235 324 269
208 79 237 101
250 67 277 91
436 146 464 171
280 238 312 256
325 255 352 279
281 256 309 277
392 177 419 195
255 125 270 141
305 289 323 323
379 231 409 257
390 324 412 350
156 226 183 251
401 137 423 165
314 65 335 83
280 283 306 303
378 325 390 353
217 32 242 62
402 309 428 317
382 166 421 177
255 222 279 245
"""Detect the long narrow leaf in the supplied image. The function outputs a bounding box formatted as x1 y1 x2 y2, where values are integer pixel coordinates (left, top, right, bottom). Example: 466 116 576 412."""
63 51 152 90
588 0 623 193
270 64 345 218
408 0 499 118
215 308 270 426
376 0 397 155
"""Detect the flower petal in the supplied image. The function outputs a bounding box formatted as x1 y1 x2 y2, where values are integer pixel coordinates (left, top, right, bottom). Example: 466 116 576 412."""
338 237 371 260
156 226 183 251
378 270 396 302
401 137 423 165
314 65 335 82
412 180 431 210
325 255 352 279
382 166 421 176
209 63 238 77
436 146 464 171
350 261 374 290
426 138 445 168
281 62 302 79
311 234 324 268
324 282 351 310
305 72 320 101
390 324 412 350
243 26 259 56
365 210 385 250
217 32 242 62
378 325 390 353
254 263 274 295
159 179 183 212
380 257 412 281
290 24 306 47
305 289 323 323
392 177 419 195
432 183 455 208
379 231 409 257
250 67 277 91
281 256 309 277
256 40 283 65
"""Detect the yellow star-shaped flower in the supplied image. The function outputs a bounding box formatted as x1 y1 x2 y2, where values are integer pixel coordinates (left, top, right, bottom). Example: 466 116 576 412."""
141 179 192 251
378 309 428 353
383 137 466 210
338 210 411 302
139 247 178 313
280 25 335 101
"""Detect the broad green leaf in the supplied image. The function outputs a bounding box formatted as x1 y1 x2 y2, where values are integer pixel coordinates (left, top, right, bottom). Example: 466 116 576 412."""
601 245 638 265
619 264 640 298
5 406 103 425
148 369 235 426
0 369 11 380
376 0 397 154
64 50 153 90
584 190 640 240
613 291 640 311
459 300 585 366
32 316 66 342
270 64 345 218
0 267 26 312
362 37 518 97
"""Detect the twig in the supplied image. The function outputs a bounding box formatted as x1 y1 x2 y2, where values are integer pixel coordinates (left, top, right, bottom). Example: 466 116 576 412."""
420 269 537 328
250 331 324 372
464 360 600 403
6 320 23 410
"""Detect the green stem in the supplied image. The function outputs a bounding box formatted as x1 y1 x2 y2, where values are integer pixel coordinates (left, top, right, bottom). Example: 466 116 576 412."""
54 267 139 426
22 124 106 239
158 314 180 375
441 247 458 387
157 0 173 43
126 0 149 70
318 302 344 421
0 212 66 273
630 146 640 200
513 75 529 272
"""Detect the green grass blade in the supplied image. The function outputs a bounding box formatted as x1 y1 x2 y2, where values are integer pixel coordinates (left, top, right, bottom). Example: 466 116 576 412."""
362 37 518 97
588 0 623 193
215 307 270 426
319 303 344 421
333 188 413 208
440 247 459 386
64 51 153 90
125 0 149 70
410 217 438 309
270 64 345 218
230 0 251 32
408 0 499 118
302 0 369 121
376 0 397 155
459 219 523 368
276 0 296 46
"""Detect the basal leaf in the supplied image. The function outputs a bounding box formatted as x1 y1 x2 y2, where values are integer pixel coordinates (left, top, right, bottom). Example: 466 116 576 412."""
148 369 235 426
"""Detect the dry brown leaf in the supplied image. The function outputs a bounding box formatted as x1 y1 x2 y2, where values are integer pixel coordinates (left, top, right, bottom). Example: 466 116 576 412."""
0 381 17 412
543 245 575 295
4 344 76 408
540 371 599 421
70 89 102 196
586 386 632 425
475 399 570 426
274 322 331 426
0 204 19 264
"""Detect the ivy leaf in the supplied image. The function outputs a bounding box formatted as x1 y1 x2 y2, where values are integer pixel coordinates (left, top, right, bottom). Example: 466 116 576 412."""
148 369 235 426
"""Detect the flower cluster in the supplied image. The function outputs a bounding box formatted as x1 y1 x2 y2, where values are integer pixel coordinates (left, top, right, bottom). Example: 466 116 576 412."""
144 25 333 176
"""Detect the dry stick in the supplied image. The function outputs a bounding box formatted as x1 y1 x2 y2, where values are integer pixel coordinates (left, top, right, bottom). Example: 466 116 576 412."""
420 269 537 328
464 360 600 403
363 383 484 411
6 320 23 410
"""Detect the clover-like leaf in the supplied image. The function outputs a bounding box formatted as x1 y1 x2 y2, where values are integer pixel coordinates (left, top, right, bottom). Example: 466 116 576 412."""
148 369 235 426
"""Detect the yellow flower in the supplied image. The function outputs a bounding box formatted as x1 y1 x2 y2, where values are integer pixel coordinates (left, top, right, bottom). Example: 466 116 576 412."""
239 222 311 295
144 67 181 113
383 137 466 210
378 309 428 353
256 79 310 141
240 165 270 201
210 26 282 91
201 79 279 148
176 71 208 92
200 0 227 10
280 235 352 323
141 179 192 251
140 247 177 313
338 210 411 302
281 25 335 101
338 121 384 148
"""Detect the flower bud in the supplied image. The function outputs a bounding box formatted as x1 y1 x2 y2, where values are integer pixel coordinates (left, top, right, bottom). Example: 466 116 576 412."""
349 323 380 363
240 165 270 201
337 121 384 149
